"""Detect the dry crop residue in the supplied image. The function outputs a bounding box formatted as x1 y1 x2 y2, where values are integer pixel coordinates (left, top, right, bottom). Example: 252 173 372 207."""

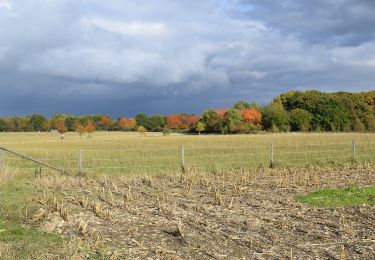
31 165 375 259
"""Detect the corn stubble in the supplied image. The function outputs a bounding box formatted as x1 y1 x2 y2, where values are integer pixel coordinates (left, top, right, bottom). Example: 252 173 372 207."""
6 163 368 259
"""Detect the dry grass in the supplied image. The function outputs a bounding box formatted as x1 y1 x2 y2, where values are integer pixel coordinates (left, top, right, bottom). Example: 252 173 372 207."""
1 132 375 175
2 164 371 259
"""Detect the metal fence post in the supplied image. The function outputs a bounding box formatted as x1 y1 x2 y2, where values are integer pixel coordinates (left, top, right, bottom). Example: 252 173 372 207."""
78 150 83 176
269 143 274 168
352 140 356 161
181 145 185 173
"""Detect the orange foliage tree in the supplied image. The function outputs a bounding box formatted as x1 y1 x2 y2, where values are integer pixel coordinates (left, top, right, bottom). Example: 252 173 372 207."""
99 116 111 130
75 123 86 138
56 119 66 139
118 117 136 131
85 122 96 138
241 109 262 124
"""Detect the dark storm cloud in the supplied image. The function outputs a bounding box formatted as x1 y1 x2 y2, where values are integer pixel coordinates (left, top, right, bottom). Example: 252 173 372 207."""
0 0 374 117
238 0 375 46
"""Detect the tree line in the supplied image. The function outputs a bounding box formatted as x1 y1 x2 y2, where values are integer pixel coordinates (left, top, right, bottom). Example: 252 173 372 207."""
0 90 374 134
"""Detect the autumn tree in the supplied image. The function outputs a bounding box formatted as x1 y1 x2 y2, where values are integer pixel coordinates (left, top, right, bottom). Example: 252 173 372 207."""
118 117 137 131
56 119 66 139
181 115 199 129
85 122 96 138
99 116 111 131
241 109 262 124
75 123 86 138
167 115 183 130
126 118 137 130
118 117 127 130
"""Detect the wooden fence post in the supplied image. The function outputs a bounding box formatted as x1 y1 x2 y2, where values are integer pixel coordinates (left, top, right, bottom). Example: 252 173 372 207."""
181 145 185 173
352 140 356 161
78 150 83 176
269 143 274 168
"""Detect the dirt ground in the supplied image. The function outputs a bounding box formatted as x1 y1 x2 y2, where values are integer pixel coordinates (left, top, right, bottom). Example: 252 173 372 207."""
29 165 375 259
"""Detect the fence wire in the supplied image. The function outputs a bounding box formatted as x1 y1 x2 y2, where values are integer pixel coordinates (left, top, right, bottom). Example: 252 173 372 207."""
1 141 375 174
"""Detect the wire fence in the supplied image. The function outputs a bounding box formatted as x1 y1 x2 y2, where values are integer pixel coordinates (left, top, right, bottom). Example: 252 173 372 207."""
1 141 375 175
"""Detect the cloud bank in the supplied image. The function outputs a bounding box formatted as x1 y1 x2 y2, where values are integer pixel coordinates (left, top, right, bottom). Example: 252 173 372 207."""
0 0 374 116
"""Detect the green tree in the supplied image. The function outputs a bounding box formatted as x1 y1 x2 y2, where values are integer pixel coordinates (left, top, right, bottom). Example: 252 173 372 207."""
65 116 78 132
200 109 219 132
233 100 251 110
262 104 290 132
364 113 375 132
223 108 242 133
135 113 150 130
289 109 312 132
276 90 349 131
0 118 6 131
195 121 205 134
148 115 167 132
29 114 47 131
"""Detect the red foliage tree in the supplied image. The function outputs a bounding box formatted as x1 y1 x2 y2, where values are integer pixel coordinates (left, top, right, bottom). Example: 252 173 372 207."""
167 115 183 129
241 109 262 124
181 115 199 129
214 108 229 119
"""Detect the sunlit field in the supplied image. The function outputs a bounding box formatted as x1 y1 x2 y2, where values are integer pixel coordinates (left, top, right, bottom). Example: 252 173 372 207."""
1 131 375 175
1 132 375 259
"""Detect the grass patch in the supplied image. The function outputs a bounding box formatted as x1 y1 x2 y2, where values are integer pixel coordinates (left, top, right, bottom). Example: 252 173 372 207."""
0 175 65 259
296 187 375 208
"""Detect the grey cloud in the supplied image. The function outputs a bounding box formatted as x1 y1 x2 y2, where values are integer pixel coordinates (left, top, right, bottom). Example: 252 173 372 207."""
0 0 374 117
237 0 375 46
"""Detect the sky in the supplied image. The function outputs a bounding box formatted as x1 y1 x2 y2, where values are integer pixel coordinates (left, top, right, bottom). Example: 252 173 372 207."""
0 0 375 117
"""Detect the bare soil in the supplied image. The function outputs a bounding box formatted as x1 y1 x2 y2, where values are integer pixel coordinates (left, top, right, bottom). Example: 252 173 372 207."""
30 165 375 259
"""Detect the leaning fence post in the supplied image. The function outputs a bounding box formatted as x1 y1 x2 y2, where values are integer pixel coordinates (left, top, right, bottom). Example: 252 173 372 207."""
78 150 83 176
269 143 274 168
352 140 356 161
181 145 186 173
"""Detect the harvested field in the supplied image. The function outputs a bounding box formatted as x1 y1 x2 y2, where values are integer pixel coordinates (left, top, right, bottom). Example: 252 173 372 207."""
20 164 375 259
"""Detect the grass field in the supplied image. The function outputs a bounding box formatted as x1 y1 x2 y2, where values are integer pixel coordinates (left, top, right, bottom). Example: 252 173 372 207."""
0 132 375 259
1 131 375 175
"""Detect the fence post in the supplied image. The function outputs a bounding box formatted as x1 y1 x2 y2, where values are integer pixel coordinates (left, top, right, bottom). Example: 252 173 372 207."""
352 140 356 161
0 150 4 173
78 150 83 176
269 143 274 168
181 144 185 173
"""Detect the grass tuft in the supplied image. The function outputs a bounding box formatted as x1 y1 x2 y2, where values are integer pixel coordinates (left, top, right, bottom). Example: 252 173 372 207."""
296 187 375 208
